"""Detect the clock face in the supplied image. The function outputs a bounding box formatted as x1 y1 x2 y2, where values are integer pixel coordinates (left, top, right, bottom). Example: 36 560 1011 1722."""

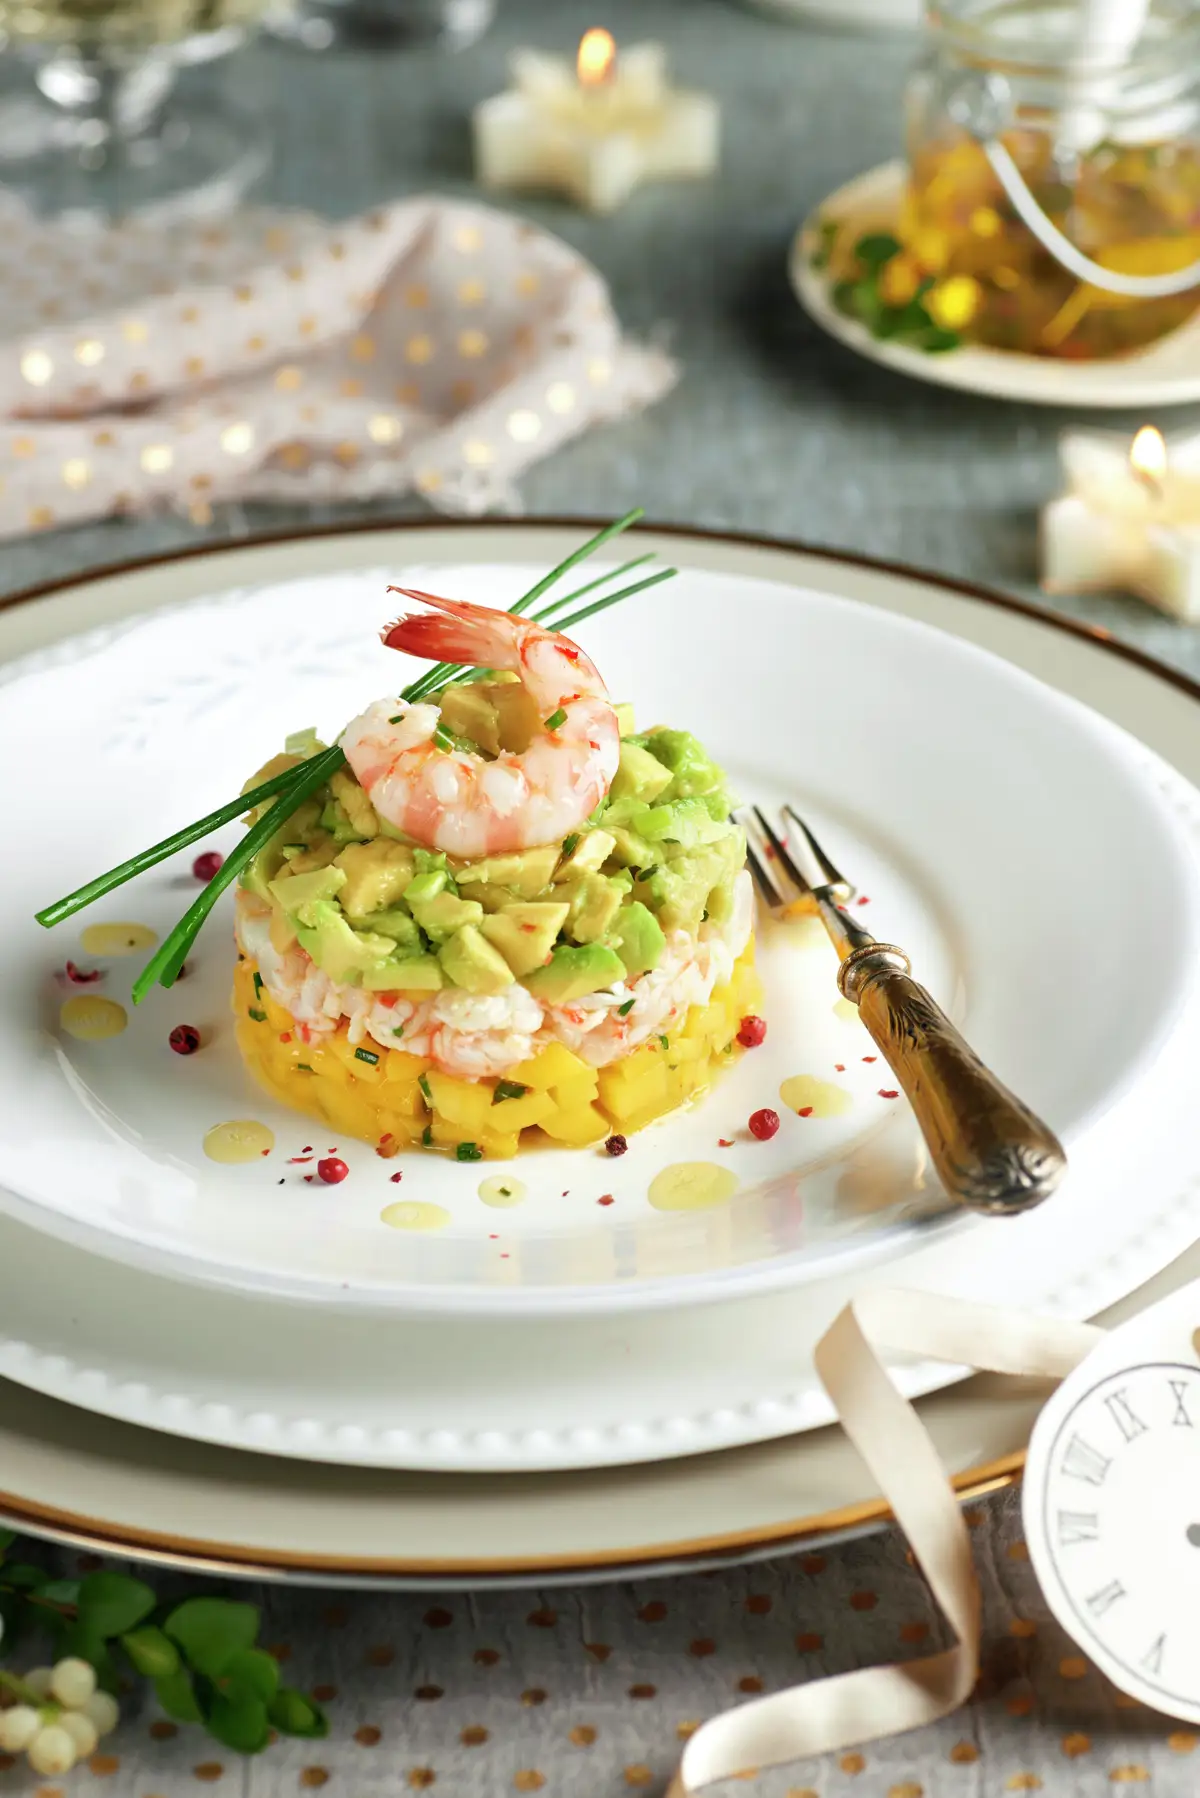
1029 1360 1200 1719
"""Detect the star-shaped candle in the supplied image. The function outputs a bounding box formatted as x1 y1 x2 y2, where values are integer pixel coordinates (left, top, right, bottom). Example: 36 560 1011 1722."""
1041 425 1200 622
473 29 719 215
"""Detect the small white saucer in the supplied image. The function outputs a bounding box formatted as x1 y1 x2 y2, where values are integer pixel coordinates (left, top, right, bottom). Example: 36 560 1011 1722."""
791 161 1200 409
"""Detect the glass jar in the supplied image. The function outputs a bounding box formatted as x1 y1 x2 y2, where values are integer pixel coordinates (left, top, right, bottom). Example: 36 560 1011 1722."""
905 0 1200 358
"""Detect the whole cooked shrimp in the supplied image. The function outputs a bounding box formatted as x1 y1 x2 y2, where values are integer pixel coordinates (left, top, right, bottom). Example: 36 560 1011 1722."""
340 589 620 857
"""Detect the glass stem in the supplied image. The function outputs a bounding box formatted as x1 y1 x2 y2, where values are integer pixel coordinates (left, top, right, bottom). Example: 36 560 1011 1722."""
34 45 176 151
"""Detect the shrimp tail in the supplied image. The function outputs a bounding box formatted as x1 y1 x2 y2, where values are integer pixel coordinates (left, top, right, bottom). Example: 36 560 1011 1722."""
382 587 520 672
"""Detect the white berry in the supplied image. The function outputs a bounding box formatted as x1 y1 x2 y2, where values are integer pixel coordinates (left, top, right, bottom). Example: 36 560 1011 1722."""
0 1705 41 1752
50 1657 97 1708
82 1690 120 1737
27 1724 78 1775
58 1710 98 1757
22 1667 54 1699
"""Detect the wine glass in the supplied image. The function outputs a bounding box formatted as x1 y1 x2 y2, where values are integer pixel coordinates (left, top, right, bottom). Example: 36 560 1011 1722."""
0 0 273 221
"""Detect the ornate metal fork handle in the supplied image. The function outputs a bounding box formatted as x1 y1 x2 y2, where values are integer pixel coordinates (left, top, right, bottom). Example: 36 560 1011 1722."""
742 807 1068 1218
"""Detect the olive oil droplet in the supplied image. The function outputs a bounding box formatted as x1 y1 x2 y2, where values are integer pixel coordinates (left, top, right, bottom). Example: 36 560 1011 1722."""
81 921 158 956
780 1075 853 1118
60 995 127 1041
382 1200 451 1232
204 1119 275 1163
478 1176 527 1209
648 1162 739 1212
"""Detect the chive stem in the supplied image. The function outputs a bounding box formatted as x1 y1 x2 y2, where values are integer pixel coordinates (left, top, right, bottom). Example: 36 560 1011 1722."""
401 509 644 703
533 553 655 624
35 758 324 930
546 565 677 635
130 745 343 1004
509 508 645 615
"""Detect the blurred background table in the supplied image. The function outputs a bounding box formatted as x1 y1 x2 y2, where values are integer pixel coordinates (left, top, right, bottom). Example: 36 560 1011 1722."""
6 0 1200 679
7 2 1200 1792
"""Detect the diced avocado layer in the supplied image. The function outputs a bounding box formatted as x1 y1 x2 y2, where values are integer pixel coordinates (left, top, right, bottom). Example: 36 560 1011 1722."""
240 708 742 1000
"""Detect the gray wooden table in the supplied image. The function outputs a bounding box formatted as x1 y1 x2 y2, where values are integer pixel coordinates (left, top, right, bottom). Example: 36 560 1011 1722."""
5 2 1200 1793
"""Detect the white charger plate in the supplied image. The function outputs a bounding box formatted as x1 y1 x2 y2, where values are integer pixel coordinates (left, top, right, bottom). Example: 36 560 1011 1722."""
0 552 1197 1316
3 525 1200 1575
791 162 1200 408
0 530 1200 1473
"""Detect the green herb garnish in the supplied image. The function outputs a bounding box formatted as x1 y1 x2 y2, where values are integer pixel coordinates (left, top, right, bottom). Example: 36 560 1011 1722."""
432 722 454 753
493 1080 529 1102
561 833 580 858
659 1035 669 1050
33 756 321 932
129 744 344 1004
618 999 636 1017
456 1142 483 1162
392 1025 405 1038
253 972 264 997
418 1073 432 1102
297 1062 314 1072
544 708 567 732
248 1008 267 1022
422 1125 433 1146
354 1047 379 1065
0 1539 328 1761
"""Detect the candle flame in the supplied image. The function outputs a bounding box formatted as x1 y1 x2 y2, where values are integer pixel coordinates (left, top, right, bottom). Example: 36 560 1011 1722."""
578 27 616 86
1130 424 1167 487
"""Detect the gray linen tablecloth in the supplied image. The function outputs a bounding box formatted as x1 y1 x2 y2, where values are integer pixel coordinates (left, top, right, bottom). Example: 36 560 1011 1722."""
4 1 1200 1792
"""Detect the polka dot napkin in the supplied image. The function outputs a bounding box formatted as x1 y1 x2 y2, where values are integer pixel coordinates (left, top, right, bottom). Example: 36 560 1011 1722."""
0 189 677 535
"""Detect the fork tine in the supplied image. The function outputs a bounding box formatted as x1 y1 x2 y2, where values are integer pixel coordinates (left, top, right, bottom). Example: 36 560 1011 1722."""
752 804 816 898
783 805 848 890
744 832 784 909
734 807 789 908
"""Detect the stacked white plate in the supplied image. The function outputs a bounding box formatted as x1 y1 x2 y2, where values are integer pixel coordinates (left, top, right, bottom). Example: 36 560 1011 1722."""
3 522 1200 1585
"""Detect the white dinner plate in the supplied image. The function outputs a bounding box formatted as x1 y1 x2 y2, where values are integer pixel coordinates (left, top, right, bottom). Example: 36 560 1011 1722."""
3 525 1200 1574
791 162 1200 408
1 545 1196 1318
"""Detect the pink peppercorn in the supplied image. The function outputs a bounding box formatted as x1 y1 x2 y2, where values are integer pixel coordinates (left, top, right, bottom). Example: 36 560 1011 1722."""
192 850 224 882
604 1134 628 1157
169 1023 201 1055
737 1015 767 1049
317 1156 349 1185
748 1108 780 1141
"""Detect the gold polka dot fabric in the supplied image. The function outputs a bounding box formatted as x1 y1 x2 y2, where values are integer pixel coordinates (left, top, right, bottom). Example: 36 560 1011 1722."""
54 1495 1190 1798
0 191 676 536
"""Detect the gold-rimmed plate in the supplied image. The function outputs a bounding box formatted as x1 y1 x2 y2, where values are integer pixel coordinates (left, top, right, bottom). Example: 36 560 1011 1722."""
3 521 1200 1580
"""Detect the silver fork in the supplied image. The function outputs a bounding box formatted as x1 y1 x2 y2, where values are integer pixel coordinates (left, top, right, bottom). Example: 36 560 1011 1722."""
736 804 1068 1217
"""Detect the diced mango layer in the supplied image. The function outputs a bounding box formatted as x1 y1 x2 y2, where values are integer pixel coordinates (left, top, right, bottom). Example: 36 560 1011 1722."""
233 943 761 1160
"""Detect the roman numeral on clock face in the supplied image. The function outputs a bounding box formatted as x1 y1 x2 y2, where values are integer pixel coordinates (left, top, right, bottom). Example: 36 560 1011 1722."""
1141 1634 1166 1676
1085 1579 1126 1619
1104 1389 1148 1444
1062 1433 1112 1486
1056 1510 1100 1547
1170 1380 1193 1428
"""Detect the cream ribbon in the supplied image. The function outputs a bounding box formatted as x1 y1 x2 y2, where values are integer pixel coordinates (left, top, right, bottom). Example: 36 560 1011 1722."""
667 1289 1104 1794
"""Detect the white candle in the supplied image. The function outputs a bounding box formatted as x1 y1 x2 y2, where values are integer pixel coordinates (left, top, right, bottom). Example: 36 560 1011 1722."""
1041 426 1200 622
473 30 719 215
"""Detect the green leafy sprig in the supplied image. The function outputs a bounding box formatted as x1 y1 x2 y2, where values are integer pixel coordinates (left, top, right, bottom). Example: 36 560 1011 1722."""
819 223 962 354
35 512 676 1002
0 1529 326 1755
